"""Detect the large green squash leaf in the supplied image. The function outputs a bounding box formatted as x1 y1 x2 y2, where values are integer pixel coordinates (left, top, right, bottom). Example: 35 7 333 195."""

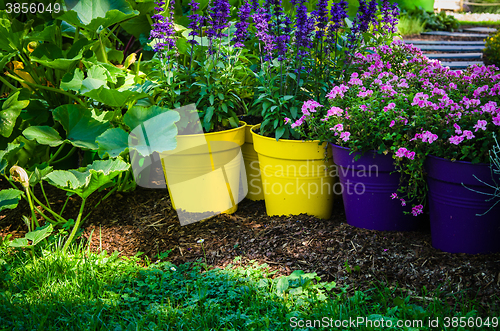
96 127 129 158
128 110 180 156
0 143 23 175
23 126 64 147
83 86 148 108
52 105 110 149
0 91 29 138
43 158 130 199
30 43 84 71
60 0 139 32
0 189 23 212
0 18 31 52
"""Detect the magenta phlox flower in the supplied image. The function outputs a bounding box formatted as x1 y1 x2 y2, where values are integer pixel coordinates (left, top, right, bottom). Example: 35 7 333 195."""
421 131 438 143
389 120 395 127
405 150 415 160
397 79 409 88
327 106 344 116
391 193 398 199
284 117 291 124
493 115 500 126
462 130 475 140
327 84 349 99
473 120 487 132
449 135 464 145
411 205 423 216
395 147 407 158
400 199 406 206
453 123 462 134
383 102 396 112
340 131 350 141
291 115 307 129
481 101 497 113
302 100 323 115
330 123 344 132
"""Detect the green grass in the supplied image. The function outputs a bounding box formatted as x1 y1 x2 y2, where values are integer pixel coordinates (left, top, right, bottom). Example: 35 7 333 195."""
459 21 500 27
0 240 498 330
397 16 426 36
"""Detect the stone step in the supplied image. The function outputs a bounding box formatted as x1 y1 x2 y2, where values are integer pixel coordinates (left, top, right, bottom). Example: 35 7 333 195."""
463 27 497 34
424 53 483 59
421 31 489 38
405 40 485 45
414 45 485 52
440 61 484 69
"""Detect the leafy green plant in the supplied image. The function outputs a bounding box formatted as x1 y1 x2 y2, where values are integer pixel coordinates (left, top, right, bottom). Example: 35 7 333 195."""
484 28 500 67
405 7 460 32
396 15 426 36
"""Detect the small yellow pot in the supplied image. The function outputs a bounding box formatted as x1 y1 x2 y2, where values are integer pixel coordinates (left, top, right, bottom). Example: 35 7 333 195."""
251 124 335 219
242 124 264 201
161 122 246 221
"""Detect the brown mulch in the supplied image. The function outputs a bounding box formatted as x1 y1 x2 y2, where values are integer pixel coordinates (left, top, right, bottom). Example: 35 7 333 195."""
1 173 499 315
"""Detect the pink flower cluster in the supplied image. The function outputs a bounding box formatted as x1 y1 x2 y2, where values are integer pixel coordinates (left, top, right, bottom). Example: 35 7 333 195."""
395 147 415 160
326 84 349 99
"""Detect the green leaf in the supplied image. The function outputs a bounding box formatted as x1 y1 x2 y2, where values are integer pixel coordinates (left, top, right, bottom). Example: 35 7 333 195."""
59 0 139 32
275 126 285 140
129 111 180 156
61 68 85 92
52 104 110 150
0 51 17 72
124 105 173 131
0 18 31 52
0 189 23 212
82 65 108 93
30 44 83 71
25 224 53 246
0 143 23 175
28 163 53 186
23 126 64 147
276 277 289 295
9 238 29 248
83 86 147 108
0 91 29 138
44 158 130 199
209 94 214 106
282 95 294 101
96 127 129 158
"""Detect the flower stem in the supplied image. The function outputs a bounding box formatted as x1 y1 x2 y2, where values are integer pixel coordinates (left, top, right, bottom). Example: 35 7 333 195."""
63 198 86 253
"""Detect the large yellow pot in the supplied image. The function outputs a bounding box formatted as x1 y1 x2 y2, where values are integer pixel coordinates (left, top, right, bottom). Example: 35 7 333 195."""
242 124 264 201
251 124 335 219
160 122 246 224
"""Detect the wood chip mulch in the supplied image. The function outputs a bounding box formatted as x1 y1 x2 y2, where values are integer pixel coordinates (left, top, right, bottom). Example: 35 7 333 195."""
1 175 499 315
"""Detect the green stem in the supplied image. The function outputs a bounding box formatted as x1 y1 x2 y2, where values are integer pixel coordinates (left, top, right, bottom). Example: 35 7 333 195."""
0 75 18 92
63 198 86 253
25 187 40 230
4 73 86 107
30 192 68 224
39 181 50 209
51 146 77 165
74 27 80 44
47 143 67 164
60 195 70 216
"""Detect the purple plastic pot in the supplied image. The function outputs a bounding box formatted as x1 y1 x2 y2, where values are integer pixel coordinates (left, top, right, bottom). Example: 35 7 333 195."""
425 155 500 254
331 144 420 231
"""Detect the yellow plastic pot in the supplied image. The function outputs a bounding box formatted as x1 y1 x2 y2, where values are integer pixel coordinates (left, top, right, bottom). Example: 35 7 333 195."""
251 124 335 219
242 124 264 201
160 122 246 221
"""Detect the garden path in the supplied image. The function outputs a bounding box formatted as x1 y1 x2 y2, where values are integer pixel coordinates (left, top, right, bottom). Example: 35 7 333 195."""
404 26 497 69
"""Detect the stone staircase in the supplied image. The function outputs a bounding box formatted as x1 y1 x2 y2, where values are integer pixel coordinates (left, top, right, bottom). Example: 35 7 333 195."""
404 27 497 69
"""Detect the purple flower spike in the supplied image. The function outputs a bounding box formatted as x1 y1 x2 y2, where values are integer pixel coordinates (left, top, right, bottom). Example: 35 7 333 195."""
206 0 231 53
187 0 204 45
150 0 176 55
233 0 252 47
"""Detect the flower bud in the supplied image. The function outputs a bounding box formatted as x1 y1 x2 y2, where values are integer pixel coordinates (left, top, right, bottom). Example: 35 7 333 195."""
10 165 29 188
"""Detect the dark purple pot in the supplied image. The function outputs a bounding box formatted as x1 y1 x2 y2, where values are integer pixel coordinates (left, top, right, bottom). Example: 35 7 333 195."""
331 144 420 231
425 155 500 254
